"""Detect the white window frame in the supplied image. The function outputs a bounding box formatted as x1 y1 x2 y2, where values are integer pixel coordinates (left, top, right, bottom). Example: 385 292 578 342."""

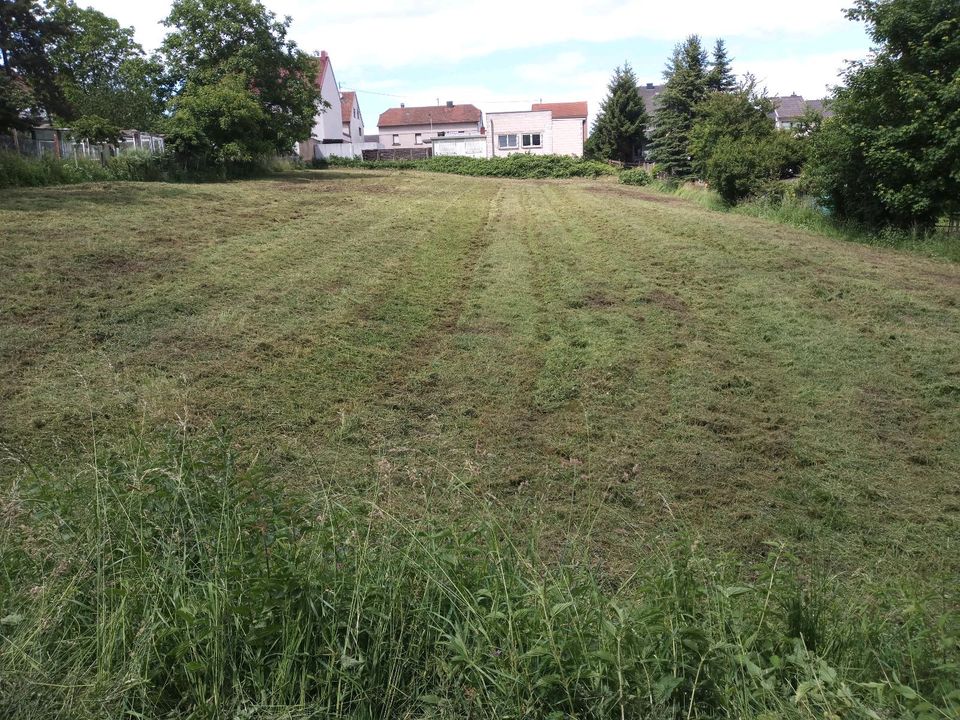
498 133 518 150
392 134 400 146
521 133 542 148
415 133 422 145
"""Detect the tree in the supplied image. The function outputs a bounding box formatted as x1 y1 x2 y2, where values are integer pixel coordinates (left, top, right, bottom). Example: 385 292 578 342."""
586 62 649 164
689 79 801 204
649 35 709 178
45 0 166 130
706 39 736 92
0 0 72 129
807 0 960 231
160 0 321 160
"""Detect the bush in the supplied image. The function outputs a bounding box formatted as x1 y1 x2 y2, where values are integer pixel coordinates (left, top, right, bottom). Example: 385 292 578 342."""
0 149 304 188
319 153 616 179
0 431 956 719
619 167 651 186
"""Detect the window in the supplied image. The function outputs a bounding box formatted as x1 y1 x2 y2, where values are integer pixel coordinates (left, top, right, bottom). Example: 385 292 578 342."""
437 131 446 137
392 134 400 146
497 134 518 150
415 133 422 145
521 133 542 148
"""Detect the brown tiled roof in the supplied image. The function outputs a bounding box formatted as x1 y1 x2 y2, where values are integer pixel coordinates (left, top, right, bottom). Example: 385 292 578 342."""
378 104 482 128
340 91 356 123
310 51 330 91
532 101 587 118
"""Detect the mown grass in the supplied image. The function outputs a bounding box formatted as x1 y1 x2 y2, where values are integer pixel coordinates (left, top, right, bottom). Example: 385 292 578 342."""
1 169 958 716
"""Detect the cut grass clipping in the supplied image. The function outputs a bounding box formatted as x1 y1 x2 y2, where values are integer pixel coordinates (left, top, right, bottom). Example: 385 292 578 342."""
1 431 957 720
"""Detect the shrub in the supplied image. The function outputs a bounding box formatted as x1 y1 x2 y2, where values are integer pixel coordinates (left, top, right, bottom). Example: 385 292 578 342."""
319 154 616 179
619 167 651 186
0 430 956 719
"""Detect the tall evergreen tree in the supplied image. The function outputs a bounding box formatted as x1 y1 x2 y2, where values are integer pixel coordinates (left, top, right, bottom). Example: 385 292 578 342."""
586 62 649 163
707 38 736 92
649 35 709 178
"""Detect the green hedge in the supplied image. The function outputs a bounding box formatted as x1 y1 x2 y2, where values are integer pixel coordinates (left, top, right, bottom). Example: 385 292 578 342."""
322 153 617 179
0 150 305 188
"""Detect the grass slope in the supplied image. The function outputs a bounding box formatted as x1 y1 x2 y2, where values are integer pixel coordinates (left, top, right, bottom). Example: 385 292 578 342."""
1 171 958 579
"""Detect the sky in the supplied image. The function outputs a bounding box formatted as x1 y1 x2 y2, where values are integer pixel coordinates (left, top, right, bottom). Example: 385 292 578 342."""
84 0 874 132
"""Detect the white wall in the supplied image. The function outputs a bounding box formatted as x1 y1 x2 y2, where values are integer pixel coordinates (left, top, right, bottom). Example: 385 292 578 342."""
551 117 586 157
316 141 379 159
380 122 481 149
432 136 486 157
311 59 342 143
486 111 553 156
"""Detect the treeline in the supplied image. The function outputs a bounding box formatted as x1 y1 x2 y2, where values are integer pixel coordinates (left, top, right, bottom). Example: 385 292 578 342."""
587 0 959 233
0 0 322 165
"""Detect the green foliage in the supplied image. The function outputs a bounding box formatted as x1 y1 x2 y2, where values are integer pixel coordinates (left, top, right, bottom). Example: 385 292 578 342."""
161 0 321 160
68 113 122 145
619 167 651 186
806 0 960 231
166 74 275 163
45 0 165 131
1 431 957 719
323 153 617 179
649 35 710 178
587 62 649 163
0 148 302 187
0 0 73 129
706 38 736 92
689 85 802 205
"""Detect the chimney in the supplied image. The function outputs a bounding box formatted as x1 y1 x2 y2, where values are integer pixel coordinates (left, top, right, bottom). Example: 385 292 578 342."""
446 100 454 108
320 50 328 58
400 103 405 108
646 83 654 89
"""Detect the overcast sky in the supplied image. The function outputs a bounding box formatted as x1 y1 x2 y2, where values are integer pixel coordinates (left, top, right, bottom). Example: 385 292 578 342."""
84 0 873 131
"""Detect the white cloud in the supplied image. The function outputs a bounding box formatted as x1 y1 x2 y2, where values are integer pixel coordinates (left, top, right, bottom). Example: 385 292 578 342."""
734 50 858 99
86 0 853 64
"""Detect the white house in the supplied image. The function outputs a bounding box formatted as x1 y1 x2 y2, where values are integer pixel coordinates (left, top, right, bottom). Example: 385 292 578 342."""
296 51 376 159
377 102 483 150
485 102 588 158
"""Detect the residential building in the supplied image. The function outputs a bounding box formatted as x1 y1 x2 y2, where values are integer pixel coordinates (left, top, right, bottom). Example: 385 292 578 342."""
770 94 834 130
486 101 588 157
296 51 376 159
377 102 483 150
340 90 365 144
638 82 665 116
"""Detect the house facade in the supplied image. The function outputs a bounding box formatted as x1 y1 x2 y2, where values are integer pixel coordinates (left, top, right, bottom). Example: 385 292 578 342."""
377 102 483 150
486 101 588 157
295 52 377 159
340 91 364 144
770 94 833 130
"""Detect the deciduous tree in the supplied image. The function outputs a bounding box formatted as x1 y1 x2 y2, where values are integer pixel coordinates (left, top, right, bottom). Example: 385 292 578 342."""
161 0 321 160
807 0 960 230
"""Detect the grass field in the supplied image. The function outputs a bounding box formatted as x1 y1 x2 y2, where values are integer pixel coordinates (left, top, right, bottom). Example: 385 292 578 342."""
2 170 959 575
1 170 959 717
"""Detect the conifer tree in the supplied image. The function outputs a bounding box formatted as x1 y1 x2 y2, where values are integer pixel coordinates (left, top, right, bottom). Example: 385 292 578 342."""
586 62 649 164
707 38 736 92
649 35 709 178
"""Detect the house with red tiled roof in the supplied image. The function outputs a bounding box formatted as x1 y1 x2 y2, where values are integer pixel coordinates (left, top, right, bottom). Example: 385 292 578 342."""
485 101 588 158
340 90 365 144
377 101 483 150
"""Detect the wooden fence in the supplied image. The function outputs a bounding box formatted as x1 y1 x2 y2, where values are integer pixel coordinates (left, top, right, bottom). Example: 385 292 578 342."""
362 147 433 162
